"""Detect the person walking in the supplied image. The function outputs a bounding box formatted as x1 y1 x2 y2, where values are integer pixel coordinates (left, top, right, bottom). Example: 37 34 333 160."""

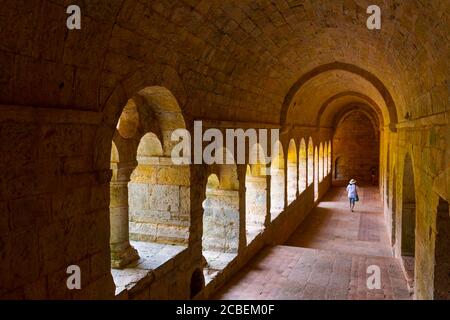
346 179 359 212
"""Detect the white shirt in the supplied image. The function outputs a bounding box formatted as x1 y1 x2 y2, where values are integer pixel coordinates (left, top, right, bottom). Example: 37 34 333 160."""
347 184 358 198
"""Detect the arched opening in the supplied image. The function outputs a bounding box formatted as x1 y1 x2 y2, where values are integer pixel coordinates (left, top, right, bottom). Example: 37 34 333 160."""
298 139 307 194
280 62 398 130
270 141 285 220
328 141 332 174
128 130 190 243
245 164 267 243
202 168 239 283
287 139 298 204
109 88 191 294
314 147 319 201
401 153 416 291
332 110 380 184
319 142 324 182
433 197 450 300
307 138 314 186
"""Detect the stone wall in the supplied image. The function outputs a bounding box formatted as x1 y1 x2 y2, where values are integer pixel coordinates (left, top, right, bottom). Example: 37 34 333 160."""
115 246 201 300
270 167 284 218
129 161 190 245
384 113 449 300
202 189 240 253
245 176 267 228
0 107 115 299
333 111 380 183
0 0 448 301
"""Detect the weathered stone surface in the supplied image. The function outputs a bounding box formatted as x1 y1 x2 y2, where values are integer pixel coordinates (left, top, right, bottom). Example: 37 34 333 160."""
333 111 380 183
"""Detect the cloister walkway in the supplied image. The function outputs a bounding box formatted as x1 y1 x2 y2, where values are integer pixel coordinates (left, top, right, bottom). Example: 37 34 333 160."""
214 186 411 300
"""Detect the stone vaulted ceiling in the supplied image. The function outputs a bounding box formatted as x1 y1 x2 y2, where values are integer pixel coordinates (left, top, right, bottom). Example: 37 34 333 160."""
0 0 448 126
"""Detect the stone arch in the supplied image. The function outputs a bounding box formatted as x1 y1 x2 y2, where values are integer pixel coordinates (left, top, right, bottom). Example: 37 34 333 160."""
334 106 380 135
433 197 450 300
95 66 188 171
400 152 417 292
129 129 190 246
111 140 119 164
133 87 187 156
316 92 385 129
202 164 240 283
307 137 314 186
279 62 398 131
332 110 380 183
287 139 298 204
314 147 319 201
136 132 164 159
206 173 220 189
401 153 416 256
270 140 285 220
328 141 332 174
298 138 307 194
107 86 191 287
319 143 324 182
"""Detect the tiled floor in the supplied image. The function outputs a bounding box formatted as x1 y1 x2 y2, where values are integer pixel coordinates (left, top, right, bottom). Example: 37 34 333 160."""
214 186 411 300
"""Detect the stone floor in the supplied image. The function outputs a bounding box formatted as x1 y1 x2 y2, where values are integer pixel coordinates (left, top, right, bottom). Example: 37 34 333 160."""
214 186 411 300
286 186 393 257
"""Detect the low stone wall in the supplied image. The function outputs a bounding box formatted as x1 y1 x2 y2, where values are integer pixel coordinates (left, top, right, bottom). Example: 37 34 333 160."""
203 189 240 253
201 176 331 298
115 245 202 300
246 176 267 227
129 162 190 245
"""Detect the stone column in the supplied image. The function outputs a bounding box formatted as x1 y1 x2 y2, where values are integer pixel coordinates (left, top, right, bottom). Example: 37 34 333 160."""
265 172 271 227
110 161 139 269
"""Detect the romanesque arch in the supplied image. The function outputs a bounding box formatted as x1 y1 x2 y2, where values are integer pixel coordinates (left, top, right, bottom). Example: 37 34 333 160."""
319 142 324 182
287 139 298 204
307 138 314 187
401 153 417 292
298 139 307 194
202 164 240 283
109 87 191 276
279 62 399 131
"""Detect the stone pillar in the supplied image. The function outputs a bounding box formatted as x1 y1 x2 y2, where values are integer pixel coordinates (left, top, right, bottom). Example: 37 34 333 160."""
265 172 271 227
110 162 139 269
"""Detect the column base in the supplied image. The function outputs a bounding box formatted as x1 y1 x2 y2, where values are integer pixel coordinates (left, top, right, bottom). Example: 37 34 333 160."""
111 242 140 269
